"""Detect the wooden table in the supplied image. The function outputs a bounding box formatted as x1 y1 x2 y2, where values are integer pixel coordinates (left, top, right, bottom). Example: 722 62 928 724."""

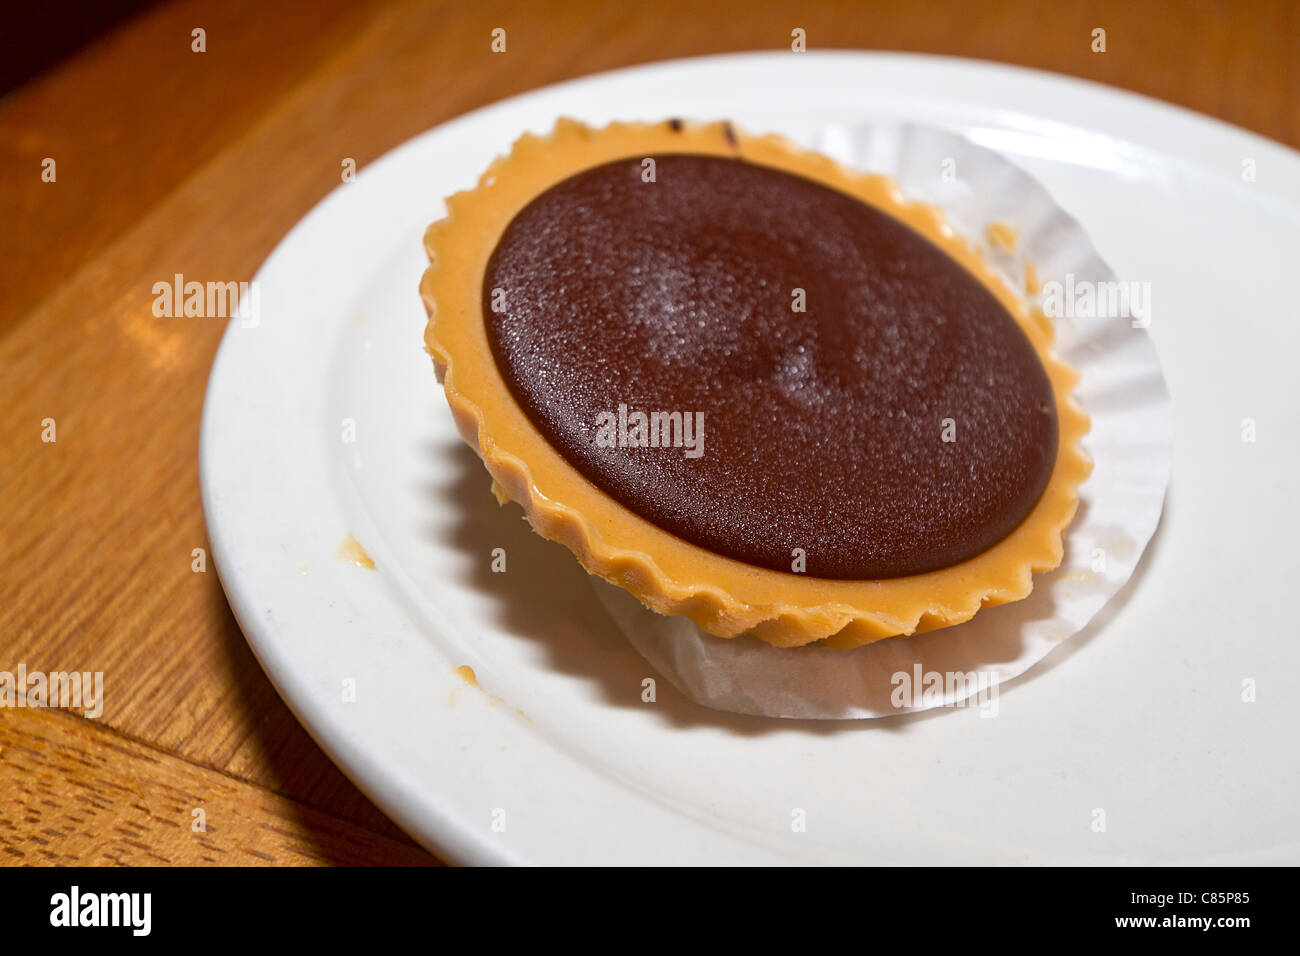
2 0 1295 866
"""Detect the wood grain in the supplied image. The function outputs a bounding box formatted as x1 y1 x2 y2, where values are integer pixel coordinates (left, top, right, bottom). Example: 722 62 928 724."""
0 707 432 865
0 0 1295 866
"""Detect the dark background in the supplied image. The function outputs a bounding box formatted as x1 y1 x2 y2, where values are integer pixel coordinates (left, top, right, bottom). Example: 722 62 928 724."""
2 1 162 95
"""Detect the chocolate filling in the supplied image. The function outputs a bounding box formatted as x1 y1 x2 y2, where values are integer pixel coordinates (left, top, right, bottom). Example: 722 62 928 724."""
483 154 1058 579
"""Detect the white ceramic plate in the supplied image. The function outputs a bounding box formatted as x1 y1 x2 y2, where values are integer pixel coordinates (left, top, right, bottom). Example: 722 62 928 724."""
200 52 1300 865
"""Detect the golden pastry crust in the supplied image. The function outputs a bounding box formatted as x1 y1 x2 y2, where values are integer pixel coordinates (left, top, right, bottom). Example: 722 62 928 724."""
420 118 1092 648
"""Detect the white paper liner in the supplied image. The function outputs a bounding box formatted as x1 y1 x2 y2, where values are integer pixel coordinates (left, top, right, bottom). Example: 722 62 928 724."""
592 120 1173 719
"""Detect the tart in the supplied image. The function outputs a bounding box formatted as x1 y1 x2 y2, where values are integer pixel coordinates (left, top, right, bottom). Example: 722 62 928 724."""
419 119 1091 648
